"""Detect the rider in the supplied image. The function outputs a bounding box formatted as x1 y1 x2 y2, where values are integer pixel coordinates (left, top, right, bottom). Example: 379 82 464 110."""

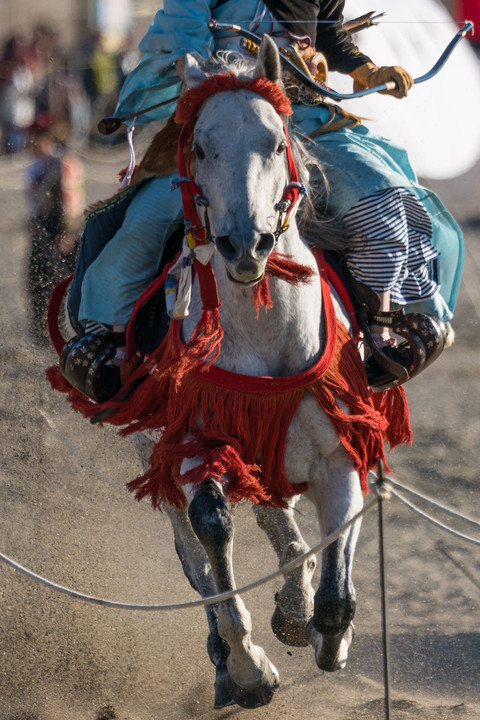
63 0 463 400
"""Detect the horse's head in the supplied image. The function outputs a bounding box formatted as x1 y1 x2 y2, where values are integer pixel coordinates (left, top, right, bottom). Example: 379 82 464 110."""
182 36 299 286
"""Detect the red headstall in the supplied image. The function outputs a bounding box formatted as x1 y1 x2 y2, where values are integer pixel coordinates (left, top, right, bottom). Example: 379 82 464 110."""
175 72 303 237
167 72 309 375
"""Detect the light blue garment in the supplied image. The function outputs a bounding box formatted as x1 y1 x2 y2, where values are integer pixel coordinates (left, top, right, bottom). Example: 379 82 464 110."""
115 0 285 125
79 175 183 325
84 0 463 326
292 107 464 320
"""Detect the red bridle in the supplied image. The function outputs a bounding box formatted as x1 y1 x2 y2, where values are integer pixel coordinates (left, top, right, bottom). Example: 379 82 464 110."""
174 72 307 244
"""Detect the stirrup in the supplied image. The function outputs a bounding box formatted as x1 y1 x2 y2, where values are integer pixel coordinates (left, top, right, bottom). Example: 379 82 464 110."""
59 330 122 402
349 281 448 391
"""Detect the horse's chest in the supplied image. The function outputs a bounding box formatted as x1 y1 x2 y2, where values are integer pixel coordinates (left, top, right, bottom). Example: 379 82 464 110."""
284 394 341 483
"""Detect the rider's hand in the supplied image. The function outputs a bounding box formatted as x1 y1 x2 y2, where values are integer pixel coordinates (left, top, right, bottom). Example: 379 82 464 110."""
350 62 413 99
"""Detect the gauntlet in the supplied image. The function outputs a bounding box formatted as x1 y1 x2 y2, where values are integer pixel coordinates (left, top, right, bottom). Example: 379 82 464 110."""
351 61 413 98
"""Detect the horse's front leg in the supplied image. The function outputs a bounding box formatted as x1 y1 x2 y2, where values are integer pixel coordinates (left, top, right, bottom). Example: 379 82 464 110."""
164 504 234 709
253 499 316 647
305 445 363 672
187 477 279 709
135 435 232 708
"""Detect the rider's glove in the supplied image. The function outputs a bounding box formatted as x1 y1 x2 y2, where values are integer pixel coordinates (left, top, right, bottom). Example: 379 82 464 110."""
350 62 413 99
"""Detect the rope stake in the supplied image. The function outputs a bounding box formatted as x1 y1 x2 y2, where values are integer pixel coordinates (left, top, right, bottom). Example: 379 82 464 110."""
375 460 392 720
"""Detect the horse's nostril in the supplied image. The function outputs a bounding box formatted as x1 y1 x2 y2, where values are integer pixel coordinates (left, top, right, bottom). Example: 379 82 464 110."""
216 235 238 260
256 233 275 255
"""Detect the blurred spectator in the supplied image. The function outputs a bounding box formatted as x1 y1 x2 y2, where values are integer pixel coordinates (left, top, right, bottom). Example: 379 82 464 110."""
29 23 89 143
30 24 69 122
82 30 122 133
0 35 36 153
25 114 84 345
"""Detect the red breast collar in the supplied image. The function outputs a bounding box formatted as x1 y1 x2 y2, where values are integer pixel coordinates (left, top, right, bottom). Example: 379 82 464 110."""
172 248 337 392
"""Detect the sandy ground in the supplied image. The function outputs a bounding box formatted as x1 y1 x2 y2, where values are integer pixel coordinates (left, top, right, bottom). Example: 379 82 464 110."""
0 140 479 720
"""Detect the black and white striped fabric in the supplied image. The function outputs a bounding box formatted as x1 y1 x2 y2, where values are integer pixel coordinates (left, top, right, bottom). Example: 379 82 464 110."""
343 187 439 305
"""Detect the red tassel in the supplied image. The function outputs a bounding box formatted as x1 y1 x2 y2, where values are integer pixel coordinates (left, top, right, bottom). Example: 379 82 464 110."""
266 252 315 285
372 387 413 450
171 307 224 384
252 253 315 316
252 277 273 316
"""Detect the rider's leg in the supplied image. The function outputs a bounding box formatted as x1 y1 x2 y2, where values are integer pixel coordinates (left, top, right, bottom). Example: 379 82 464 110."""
343 187 447 389
61 175 184 401
79 175 183 327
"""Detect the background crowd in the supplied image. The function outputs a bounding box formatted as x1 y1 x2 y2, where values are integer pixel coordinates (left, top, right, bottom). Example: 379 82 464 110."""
0 21 140 344
0 22 139 154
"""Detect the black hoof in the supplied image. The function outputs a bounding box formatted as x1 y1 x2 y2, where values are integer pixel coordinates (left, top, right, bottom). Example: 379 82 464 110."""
214 671 236 709
308 621 355 672
227 662 279 709
271 603 310 647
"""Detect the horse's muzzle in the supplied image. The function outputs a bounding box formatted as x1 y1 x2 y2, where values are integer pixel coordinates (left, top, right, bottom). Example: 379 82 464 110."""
216 232 275 284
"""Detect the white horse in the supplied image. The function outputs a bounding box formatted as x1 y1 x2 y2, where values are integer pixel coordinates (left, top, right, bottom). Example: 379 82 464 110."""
132 36 367 710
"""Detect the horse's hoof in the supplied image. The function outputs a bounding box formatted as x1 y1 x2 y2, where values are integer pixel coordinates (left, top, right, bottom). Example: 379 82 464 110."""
227 660 279 709
214 670 236 709
271 603 310 647
308 620 355 672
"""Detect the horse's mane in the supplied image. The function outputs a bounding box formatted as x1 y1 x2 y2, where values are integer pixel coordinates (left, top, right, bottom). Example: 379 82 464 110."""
199 52 348 252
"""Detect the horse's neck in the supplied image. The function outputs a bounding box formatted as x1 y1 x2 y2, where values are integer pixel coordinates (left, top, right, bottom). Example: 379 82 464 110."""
185 230 324 377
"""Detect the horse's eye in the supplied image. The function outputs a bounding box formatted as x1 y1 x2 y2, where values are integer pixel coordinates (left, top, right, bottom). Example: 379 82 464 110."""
193 143 205 160
276 140 287 155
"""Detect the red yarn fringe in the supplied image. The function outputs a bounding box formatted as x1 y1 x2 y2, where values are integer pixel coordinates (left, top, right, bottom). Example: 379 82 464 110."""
45 250 412 511
52 315 410 510
175 74 293 129
253 253 315 316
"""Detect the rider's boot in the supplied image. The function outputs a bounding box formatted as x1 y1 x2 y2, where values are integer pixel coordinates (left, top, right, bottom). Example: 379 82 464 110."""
350 280 448 392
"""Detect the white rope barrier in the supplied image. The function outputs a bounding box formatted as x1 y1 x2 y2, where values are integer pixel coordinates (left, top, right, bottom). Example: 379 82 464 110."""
3 464 479 610
379 475 480 528
389 487 480 547
0 498 378 611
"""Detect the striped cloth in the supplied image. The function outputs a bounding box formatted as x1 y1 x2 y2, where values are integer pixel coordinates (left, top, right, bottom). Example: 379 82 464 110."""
343 187 440 305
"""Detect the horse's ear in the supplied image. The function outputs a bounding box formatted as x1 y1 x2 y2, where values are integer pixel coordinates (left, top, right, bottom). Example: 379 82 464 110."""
253 34 282 84
184 53 208 88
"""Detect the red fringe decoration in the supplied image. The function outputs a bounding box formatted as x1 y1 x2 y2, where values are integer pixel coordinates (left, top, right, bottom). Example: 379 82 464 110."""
46 249 412 511
52 314 411 510
253 278 273 316
372 386 412 450
266 252 315 284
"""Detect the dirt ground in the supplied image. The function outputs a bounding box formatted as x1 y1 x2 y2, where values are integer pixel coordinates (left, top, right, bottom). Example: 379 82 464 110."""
0 140 479 720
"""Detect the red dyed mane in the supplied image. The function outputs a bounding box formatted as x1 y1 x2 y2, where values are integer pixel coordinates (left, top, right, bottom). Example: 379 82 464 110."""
175 73 293 129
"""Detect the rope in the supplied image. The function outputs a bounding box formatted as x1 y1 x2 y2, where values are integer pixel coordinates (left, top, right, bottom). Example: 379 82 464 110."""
384 476 480 528
389 487 480 546
0 498 378 611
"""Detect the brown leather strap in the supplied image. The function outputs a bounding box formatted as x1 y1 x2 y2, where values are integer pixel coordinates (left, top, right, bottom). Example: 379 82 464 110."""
308 111 361 139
